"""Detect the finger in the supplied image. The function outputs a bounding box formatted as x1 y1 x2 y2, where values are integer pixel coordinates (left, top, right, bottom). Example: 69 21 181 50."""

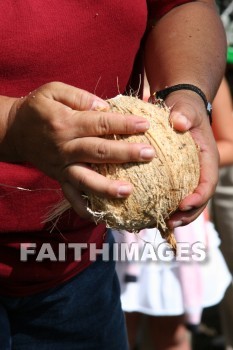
167 205 206 229
64 138 156 164
179 170 217 210
179 131 219 210
62 163 134 199
68 110 151 137
61 182 92 219
168 139 219 229
39 82 109 111
32 95 150 138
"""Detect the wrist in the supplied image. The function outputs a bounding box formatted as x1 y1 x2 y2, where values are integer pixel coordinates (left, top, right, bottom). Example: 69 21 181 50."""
149 84 212 124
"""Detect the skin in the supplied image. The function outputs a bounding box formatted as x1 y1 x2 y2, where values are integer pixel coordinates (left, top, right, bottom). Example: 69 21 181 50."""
0 85 157 218
125 313 190 350
0 0 227 226
212 76 233 167
145 0 227 228
124 77 233 350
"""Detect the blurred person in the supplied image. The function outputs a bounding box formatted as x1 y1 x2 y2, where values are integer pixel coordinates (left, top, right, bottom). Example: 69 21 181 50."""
113 77 233 350
211 77 233 350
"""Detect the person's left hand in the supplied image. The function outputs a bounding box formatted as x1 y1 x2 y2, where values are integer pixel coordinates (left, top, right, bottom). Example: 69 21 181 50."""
161 90 219 228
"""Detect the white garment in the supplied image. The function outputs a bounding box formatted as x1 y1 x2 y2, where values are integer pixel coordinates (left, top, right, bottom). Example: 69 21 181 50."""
112 214 231 324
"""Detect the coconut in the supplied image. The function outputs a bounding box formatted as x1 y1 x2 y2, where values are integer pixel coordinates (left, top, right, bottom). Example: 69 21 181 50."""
88 95 200 242
47 95 200 248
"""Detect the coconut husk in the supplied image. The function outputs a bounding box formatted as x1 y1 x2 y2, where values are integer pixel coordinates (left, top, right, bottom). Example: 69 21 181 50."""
46 95 200 250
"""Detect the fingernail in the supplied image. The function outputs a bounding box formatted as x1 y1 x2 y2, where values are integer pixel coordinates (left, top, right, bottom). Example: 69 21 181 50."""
91 99 109 111
171 220 183 228
173 114 191 129
180 206 193 211
135 121 150 132
140 147 155 160
117 185 132 197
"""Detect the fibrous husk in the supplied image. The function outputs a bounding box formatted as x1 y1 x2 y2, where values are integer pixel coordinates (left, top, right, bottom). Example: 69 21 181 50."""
88 95 200 248
47 95 200 249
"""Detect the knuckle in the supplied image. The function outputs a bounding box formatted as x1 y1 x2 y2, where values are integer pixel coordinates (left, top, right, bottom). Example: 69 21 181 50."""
41 82 54 91
62 165 85 189
73 89 89 110
52 113 71 133
124 118 134 134
126 143 139 161
46 108 72 134
97 113 110 134
45 116 64 134
42 81 61 91
75 174 87 189
95 140 109 160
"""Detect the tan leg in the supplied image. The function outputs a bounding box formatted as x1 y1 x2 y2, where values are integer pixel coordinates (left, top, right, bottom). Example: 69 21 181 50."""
125 312 143 350
145 315 191 350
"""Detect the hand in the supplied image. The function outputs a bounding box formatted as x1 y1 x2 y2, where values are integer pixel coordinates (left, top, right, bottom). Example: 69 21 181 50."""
5 82 155 218
164 91 219 228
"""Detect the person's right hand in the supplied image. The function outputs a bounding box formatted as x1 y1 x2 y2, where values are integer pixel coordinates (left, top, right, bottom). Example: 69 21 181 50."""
4 82 155 218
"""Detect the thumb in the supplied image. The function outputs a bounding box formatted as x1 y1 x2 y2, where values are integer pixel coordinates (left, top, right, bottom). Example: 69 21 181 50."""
165 94 207 132
169 101 196 132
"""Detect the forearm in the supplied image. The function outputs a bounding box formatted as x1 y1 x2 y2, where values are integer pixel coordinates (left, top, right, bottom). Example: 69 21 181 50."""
145 0 226 101
217 142 233 167
0 95 18 161
211 78 233 167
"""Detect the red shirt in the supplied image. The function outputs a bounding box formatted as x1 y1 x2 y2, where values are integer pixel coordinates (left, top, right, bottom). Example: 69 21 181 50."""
0 0 194 296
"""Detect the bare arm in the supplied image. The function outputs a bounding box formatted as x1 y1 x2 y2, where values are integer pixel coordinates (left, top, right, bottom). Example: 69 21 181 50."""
145 0 226 100
212 77 233 167
145 0 226 227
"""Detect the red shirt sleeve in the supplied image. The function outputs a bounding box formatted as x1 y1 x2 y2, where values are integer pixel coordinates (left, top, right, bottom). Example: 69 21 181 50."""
147 0 196 21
